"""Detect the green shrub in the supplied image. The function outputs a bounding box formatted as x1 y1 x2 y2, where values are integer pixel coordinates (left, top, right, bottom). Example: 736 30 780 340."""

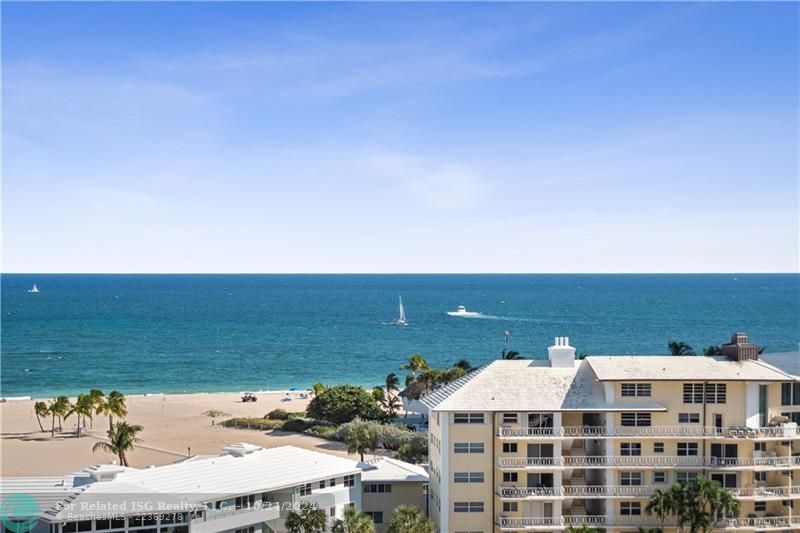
282 418 313 432
266 408 290 420
307 385 385 424
397 442 427 464
334 419 428 452
221 417 284 430
306 425 337 438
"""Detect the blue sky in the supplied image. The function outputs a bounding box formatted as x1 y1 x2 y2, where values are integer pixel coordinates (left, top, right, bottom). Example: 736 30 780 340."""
3 2 798 273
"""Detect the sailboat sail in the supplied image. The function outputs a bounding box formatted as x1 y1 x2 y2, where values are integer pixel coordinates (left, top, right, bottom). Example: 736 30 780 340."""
398 296 406 323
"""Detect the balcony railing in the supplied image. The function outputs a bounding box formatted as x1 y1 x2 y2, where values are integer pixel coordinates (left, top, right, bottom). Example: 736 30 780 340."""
498 455 800 469
498 485 655 498
497 515 800 530
730 485 800 498
498 424 800 439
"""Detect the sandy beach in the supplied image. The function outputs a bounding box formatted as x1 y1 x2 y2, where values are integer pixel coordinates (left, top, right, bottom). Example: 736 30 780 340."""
0 391 357 476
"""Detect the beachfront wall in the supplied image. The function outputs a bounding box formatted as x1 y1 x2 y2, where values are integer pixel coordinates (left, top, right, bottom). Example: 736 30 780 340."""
361 481 427 533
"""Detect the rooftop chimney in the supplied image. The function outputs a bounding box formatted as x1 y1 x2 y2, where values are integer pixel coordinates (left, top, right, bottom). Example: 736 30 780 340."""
721 332 759 362
548 336 576 368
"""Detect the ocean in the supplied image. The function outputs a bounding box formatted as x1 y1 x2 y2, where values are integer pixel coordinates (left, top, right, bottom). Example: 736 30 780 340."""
1 274 798 398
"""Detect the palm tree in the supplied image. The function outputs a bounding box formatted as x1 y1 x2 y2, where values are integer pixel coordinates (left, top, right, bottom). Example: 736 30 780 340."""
668 341 696 356
646 487 676 531
690 476 740 532
453 359 472 372
88 389 105 428
385 372 400 394
702 345 722 356
92 421 143 466
100 390 128 431
49 396 70 435
566 526 601 533
386 505 433 533
400 354 429 377
346 422 377 462
380 394 402 418
285 502 327 533
33 401 48 432
501 349 522 360
439 366 466 384
331 506 375 533
69 394 94 437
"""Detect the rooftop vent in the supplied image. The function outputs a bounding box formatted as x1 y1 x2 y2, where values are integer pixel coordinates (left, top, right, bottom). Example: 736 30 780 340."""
721 332 760 362
85 464 127 482
548 336 576 368
223 442 263 457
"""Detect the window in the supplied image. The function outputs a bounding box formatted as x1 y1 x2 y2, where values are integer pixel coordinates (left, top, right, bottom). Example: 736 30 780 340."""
683 383 704 403
234 528 255 533
677 472 698 484
319 480 326 489
502 413 518 424
365 512 383 524
620 442 642 456
653 471 667 484
711 473 737 489
454 502 484 513
781 383 800 406
678 413 700 424
755 442 766 452
110 518 125 530
620 413 651 426
344 475 355 487
754 501 766 512
620 472 643 486
528 413 554 428
502 443 517 453
754 471 767 483
621 383 652 397
364 483 392 493
653 442 664 453
454 442 484 454
454 472 484 483
454 413 484 424
783 412 800 425
299 483 312 496
329 478 336 486
684 383 726 404
503 472 518 483
235 494 255 509
706 383 727 404
502 502 518 512
330 507 336 517
782 500 794 509
677 442 699 456
620 502 641 516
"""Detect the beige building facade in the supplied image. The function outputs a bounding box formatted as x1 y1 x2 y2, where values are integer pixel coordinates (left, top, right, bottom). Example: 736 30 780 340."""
360 456 429 532
422 335 800 532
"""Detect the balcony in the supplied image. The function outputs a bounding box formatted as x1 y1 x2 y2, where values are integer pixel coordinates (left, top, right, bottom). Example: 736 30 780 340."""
498 424 800 439
496 514 800 531
296 485 352 509
192 503 281 533
498 485 655 499
730 485 800 499
498 455 800 469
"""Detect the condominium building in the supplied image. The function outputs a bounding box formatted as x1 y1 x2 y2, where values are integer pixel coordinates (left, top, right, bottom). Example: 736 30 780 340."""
1 444 365 533
422 334 800 532
360 456 429 532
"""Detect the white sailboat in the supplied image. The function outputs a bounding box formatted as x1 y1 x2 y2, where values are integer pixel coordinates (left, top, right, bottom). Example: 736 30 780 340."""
28 284 39 293
395 296 407 326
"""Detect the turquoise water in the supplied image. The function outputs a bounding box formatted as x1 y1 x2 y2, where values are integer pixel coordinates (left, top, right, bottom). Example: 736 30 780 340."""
1 274 798 397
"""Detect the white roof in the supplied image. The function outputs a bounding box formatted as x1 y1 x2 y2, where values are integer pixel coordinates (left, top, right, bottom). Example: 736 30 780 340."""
586 355 797 382
421 360 627 412
759 352 800 378
115 445 361 497
1 446 362 522
360 457 428 483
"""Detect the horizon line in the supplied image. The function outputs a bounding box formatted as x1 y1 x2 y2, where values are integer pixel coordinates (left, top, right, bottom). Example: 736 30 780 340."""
2 272 799 276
